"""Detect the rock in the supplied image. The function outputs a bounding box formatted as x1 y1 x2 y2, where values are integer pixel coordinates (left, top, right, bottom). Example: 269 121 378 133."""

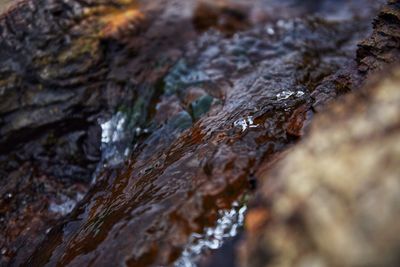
19 3 382 266
0 0 388 266
0 0 189 181
242 65 400 267
241 3 400 266
358 0 400 73
240 59 400 267
0 0 199 264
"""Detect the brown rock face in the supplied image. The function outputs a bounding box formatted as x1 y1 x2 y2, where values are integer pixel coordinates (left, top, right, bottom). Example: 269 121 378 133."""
241 66 400 267
240 1 400 264
0 0 198 264
0 0 180 181
358 0 400 73
20 21 327 267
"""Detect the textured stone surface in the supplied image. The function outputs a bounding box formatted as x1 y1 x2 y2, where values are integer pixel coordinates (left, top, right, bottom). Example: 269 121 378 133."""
358 0 400 73
0 0 388 266
0 0 197 264
19 3 384 267
241 3 400 266
242 65 400 267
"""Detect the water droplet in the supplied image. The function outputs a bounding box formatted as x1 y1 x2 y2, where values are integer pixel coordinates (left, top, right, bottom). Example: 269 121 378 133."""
276 90 305 101
135 127 142 136
233 116 258 132
276 91 294 101
234 118 247 131
266 26 275 35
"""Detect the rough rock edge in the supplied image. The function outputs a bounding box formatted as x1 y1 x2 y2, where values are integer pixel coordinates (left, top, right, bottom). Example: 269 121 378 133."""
357 0 400 73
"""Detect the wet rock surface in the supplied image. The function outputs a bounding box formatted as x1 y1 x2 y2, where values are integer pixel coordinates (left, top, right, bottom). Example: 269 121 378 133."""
0 0 197 263
241 66 400 267
241 2 400 266
0 0 391 266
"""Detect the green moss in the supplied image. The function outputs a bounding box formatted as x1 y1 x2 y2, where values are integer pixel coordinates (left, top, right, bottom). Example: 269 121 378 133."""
164 60 209 95
190 95 214 120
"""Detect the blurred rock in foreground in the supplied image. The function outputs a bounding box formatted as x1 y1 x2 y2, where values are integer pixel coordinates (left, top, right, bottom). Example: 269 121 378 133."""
241 65 400 267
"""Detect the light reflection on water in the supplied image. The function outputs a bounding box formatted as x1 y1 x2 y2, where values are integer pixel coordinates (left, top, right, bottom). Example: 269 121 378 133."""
99 112 130 167
174 202 247 267
92 112 134 183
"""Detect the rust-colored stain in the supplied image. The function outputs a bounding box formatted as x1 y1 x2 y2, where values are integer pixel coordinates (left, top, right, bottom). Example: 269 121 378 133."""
100 7 144 37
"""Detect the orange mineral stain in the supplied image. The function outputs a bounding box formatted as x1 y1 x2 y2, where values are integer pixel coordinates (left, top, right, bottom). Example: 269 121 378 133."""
101 7 144 37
